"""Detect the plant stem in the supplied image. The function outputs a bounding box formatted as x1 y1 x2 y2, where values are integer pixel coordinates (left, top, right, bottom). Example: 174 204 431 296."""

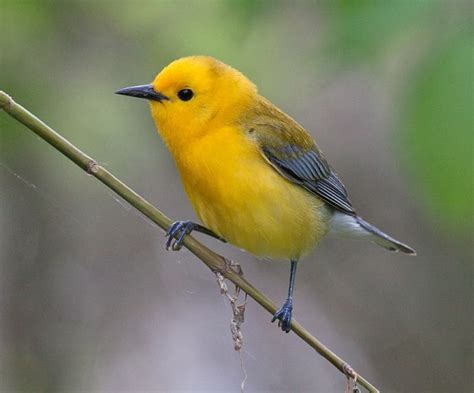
0 90 379 393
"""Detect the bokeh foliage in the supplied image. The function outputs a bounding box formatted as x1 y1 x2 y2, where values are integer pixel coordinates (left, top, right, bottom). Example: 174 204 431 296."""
404 36 473 231
324 0 472 232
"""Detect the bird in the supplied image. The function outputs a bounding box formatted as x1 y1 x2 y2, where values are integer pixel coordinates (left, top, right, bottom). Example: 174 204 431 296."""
116 56 416 333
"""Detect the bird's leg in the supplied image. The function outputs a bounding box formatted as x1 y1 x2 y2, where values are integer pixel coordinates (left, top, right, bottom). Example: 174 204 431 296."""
166 220 226 251
272 260 298 333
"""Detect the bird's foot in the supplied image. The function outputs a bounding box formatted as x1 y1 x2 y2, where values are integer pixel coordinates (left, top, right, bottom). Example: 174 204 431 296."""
166 220 226 251
165 220 196 251
271 297 293 333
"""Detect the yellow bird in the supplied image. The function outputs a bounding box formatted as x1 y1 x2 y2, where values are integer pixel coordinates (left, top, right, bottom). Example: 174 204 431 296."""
116 56 415 333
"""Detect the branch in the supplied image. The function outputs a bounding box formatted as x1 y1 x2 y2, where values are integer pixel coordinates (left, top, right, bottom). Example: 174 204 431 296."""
0 90 379 393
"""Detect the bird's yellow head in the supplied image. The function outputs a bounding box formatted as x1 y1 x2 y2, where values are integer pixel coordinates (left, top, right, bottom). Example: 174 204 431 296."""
116 56 257 151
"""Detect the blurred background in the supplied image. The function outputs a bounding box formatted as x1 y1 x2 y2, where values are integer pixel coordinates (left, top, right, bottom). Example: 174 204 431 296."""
1 1 472 392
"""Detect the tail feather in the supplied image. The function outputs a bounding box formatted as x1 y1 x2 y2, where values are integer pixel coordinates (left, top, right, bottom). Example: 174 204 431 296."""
355 216 416 255
330 212 416 255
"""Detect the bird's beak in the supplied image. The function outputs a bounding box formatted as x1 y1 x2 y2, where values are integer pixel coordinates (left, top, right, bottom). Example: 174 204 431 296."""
115 84 169 102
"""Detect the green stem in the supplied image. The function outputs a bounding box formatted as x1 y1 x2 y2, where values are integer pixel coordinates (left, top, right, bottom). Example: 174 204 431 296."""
0 90 379 393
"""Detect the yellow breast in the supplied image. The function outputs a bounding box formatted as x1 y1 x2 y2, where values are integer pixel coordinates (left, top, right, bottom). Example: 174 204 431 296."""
173 126 330 260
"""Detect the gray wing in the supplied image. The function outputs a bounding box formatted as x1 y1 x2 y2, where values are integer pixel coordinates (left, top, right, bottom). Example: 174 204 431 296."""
261 143 356 215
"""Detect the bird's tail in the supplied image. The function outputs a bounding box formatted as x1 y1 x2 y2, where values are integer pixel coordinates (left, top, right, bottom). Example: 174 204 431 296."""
330 212 416 255
355 216 416 255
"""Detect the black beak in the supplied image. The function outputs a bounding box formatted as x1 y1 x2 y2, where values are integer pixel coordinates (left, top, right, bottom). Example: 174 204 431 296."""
115 84 169 102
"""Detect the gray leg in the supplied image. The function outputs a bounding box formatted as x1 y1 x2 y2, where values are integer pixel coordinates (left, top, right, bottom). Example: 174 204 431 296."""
272 260 298 333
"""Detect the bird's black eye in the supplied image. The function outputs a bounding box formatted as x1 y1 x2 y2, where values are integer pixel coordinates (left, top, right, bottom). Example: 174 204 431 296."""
177 88 194 101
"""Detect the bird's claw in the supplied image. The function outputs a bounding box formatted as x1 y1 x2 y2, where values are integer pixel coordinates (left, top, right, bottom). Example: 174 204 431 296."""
165 220 194 251
272 298 293 333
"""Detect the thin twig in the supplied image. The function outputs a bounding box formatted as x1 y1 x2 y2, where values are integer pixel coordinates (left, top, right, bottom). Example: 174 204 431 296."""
0 90 380 393
215 269 248 392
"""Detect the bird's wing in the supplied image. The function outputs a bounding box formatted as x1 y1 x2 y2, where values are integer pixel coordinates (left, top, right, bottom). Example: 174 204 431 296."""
247 101 356 215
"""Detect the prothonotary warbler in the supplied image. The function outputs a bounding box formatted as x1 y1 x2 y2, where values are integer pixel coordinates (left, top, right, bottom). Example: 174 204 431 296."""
116 56 416 333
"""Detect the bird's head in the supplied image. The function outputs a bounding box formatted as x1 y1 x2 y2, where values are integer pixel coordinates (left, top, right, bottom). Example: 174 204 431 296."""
116 56 257 148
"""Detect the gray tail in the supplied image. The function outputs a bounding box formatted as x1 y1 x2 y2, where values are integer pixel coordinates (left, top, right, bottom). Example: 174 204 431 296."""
356 216 416 255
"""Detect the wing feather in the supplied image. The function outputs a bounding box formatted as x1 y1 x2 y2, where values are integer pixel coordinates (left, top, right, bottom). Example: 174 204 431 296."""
247 99 356 215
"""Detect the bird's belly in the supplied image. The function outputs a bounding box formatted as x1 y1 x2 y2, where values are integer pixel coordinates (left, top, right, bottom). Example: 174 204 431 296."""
180 141 331 260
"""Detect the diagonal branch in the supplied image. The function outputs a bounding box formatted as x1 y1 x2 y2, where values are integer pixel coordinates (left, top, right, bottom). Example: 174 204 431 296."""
0 90 379 393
